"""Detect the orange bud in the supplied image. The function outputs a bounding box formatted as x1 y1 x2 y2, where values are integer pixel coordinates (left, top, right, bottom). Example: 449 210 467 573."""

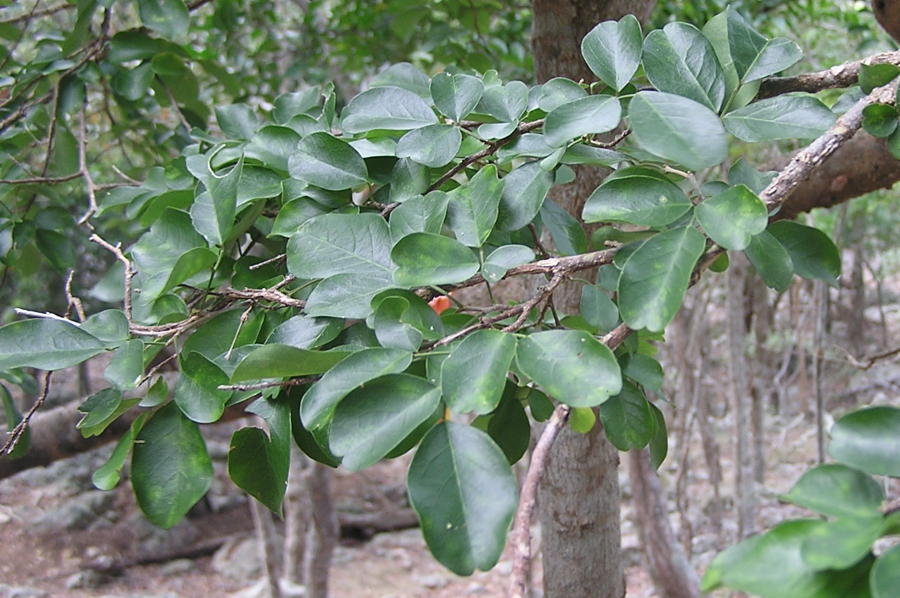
428 295 452 315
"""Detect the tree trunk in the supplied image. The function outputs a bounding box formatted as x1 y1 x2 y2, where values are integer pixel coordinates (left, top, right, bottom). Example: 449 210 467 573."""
530 2 656 598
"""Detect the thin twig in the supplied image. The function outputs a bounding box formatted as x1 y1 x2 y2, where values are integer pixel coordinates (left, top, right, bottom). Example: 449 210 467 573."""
507 404 571 598
218 378 318 392
89 234 134 323
65 270 86 322
1 372 52 456
756 50 900 100
0 1 73 24
0 172 82 185
77 104 99 224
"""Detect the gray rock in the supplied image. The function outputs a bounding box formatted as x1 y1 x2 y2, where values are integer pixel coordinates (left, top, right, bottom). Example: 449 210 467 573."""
0 584 49 598
130 513 200 559
65 568 108 590
32 490 115 532
414 573 448 589
159 558 194 577
212 536 261 580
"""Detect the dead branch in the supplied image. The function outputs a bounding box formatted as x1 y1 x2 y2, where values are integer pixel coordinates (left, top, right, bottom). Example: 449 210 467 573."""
756 50 900 99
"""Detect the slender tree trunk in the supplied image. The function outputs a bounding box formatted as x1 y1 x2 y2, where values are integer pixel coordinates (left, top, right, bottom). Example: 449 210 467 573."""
282 446 310 586
303 462 338 598
530 2 656 597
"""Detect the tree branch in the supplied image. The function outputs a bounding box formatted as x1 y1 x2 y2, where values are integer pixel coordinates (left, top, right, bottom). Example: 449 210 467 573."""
757 50 900 99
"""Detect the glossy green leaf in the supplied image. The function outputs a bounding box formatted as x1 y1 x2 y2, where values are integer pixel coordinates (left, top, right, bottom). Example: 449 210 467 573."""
722 6 803 83
132 403 212 529
581 285 619 331
516 330 622 407
0 319 106 371
35 229 75 270
583 166 693 227
269 315 341 350
442 330 517 415
781 464 884 519
480 81 528 122
245 125 301 172
745 230 794 292
618 226 706 332
543 95 622 147
371 63 431 98
431 72 484 122
228 397 291 515
390 191 450 242
701 519 874 597
629 91 728 171
768 221 841 284
342 87 438 133
872 544 900 598
482 245 534 284
496 161 553 232
137 0 189 40
191 158 242 246
392 232 480 286
581 16 643 92
372 297 423 351
800 516 884 571
568 407 597 434
473 389 530 464
828 406 900 477
537 77 588 112
728 158 777 194
215 104 259 140
724 95 835 142
288 132 368 191
230 345 350 382
642 22 726 111
173 352 231 423
271 198 328 237
540 199 587 256
329 374 441 471
598 381 656 451
396 124 462 168
696 184 767 250
300 348 412 430
407 422 517 575
648 403 668 469
622 353 664 392
287 213 393 279
859 63 900 93
861 103 898 139
93 422 139 490
104 339 144 391
305 272 397 319
446 165 504 248
139 246 217 302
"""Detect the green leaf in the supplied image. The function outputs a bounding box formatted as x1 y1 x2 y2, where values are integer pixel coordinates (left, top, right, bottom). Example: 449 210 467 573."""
431 73 484 122
642 22 726 112
581 15 643 92
0 319 106 371
1 385 29 458
598 381 656 451
701 519 874 598
728 158 777 194
139 246 217 302
389 158 430 204
543 95 622 147
780 464 884 519
329 374 441 471
446 165 504 248
268 315 341 350
35 230 75 270
137 0 189 40
828 406 900 477
872 544 900 598
228 397 291 514
696 184 767 250
300 348 412 430
568 407 597 434
230 345 350 383
245 125 302 172
396 124 462 168
724 95 836 142
181 309 263 360
390 191 450 242
131 403 212 529
372 297 423 351
215 104 259 140
391 232 480 286
540 200 587 256
271 198 328 237
473 389 531 464
287 213 393 280
861 103 899 139
173 352 231 423
305 272 397 319
859 63 900 93
104 339 145 391
496 161 553 232
581 285 619 331
288 132 368 191
800 516 884 571
407 422 517 575
537 77 588 112
93 422 138 490
648 403 668 469
618 227 706 332
622 353 664 392
768 221 841 284
442 330 516 415
722 6 803 83
583 166 693 227
342 87 437 133
190 158 242 246
745 230 794 292
482 245 534 284
479 81 528 123
629 91 728 171
516 330 622 407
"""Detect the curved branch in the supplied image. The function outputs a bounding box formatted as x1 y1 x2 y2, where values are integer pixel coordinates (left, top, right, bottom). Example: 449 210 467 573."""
757 50 900 99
